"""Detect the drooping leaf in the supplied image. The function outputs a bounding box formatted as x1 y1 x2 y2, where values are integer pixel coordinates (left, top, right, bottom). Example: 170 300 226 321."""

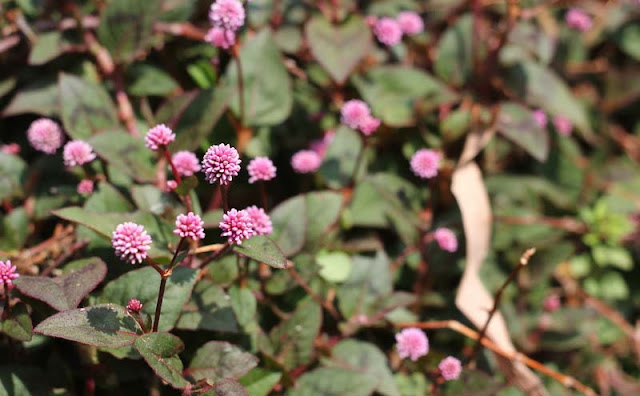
319 126 362 188
238 368 282 396
135 332 189 389
1 302 33 342
496 102 549 162
186 341 258 383
89 130 156 183
34 304 142 348
233 236 287 269
176 280 239 333
15 257 107 311
287 367 377 396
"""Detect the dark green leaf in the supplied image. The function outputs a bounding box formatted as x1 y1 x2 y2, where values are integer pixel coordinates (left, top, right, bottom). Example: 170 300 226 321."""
319 126 362 188
176 280 239 333
434 14 473 87
84 182 134 212
1 303 33 342
174 176 199 197
287 368 377 396
229 286 256 328
233 236 287 269
0 365 48 396
89 130 156 183
3 77 59 117
186 341 257 383
269 196 306 256
127 63 178 96
135 332 189 389
29 32 79 65
496 102 549 162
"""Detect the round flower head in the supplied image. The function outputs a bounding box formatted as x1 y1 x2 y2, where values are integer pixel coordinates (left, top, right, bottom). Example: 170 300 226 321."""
245 205 273 235
565 8 592 32
145 124 175 151
543 294 561 312
359 116 381 136
174 212 206 240
165 180 178 192
397 11 424 35
77 179 94 195
219 208 256 245
410 149 441 179
63 140 96 167
439 357 462 380
1 143 20 155
27 118 64 154
0 260 19 287
374 18 403 46
172 151 201 177
291 150 322 174
396 328 429 361
209 0 245 31
553 115 573 136
112 222 152 265
247 157 277 184
433 228 458 252
202 143 241 185
341 99 371 130
532 109 548 128
127 298 143 313
205 27 236 49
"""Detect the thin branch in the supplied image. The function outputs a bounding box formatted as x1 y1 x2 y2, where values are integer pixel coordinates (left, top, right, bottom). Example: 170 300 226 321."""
287 264 340 320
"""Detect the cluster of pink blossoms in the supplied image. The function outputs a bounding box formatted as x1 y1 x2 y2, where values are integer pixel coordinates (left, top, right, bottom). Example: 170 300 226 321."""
206 0 245 49
438 356 462 380
433 228 458 252
410 149 441 179
291 150 322 174
396 327 462 380
174 212 206 240
219 206 272 245
111 222 153 265
63 140 96 167
340 100 380 136
0 260 19 287
202 143 242 185
127 298 143 313
247 157 277 184
172 151 201 177
145 124 175 151
565 8 592 32
553 115 573 136
27 118 64 154
77 179 94 195
371 11 424 46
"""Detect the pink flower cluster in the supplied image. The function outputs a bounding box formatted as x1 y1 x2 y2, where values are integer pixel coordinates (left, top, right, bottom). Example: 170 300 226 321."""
172 151 201 177
205 27 236 49
310 130 335 158
207 0 244 49
372 11 423 46
127 298 143 313
174 212 206 240
543 294 561 312
63 140 96 167
27 118 64 154
0 260 19 287
112 222 153 265
145 124 175 151
247 157 277 184
434 228 458 252
77 179 94 195
410 149 441 179
532 109 547 128
439 356 462 380
202 143 241 185
245 206 273 235
553 115 573 136
219 208 257 245
291 150 322 174
396 327 429 361
565 8 592 32
340 100 380 136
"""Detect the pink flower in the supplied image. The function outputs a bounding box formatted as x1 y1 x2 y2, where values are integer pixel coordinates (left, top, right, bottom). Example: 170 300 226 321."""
397 11 424 35
205 27 236 49
360 116 381 136
565 8 592 32
291 150 322 174
553 115 572 136
245 205 273 235
543 294 561 312
341 99 371 130
0 260 19 287
145 124 175 151
1 143 20 155
247 157 277 184
112 222 152 265
172 151 201 177
396 328 429 361
434 228 458 252
27 118 64 154
439 356 462 380
410 149 441 179
220 208 256 245
63 140 96 167
77 179 94 195
209 0 245 31
174 212 205 240
374 18 403 46
165 180 178 192
127 298 143 313
202 143 241 185
310 130 335 158
532 109 547 128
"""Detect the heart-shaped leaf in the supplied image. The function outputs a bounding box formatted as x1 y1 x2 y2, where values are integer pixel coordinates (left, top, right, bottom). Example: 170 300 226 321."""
1 302 33 341
135 332 189 389
185 341 257 383
15 258 107 311
34 304 142 348
233 236 287 269
306 16 372 84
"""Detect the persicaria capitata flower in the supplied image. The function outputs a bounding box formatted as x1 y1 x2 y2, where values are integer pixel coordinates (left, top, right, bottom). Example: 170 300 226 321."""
433 228 458 252
410 149 441 179
374 18 403 46
127 298 143 313
439 356 462 380
532 109 547 128
341 99 371 130
145 124 175 151
553 115 573 136
27 118 64 154
202 143 241 185
291 150 322 174
112 222 152 265
0 260 19 287
63 140 96 167
174 212 206 240
543 294 561 312
219 208 256 245
396 328 429 361
77 179 94 195
359 116 381 136
244 205 273 235
397 11 424 35
247 157 277 184
565 8 592 32
205 27 236 49
172 151 201 177
209 0 245 31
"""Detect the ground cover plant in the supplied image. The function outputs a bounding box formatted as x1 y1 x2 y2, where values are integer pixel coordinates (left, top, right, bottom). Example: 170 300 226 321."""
0 0 639 395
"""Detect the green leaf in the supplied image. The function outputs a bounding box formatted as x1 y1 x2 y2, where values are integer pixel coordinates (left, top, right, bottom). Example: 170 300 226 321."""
0 153 26 202
316 250 351 283
34 304 142 348
176 280 239 333
617 23 640 61
239 368 282 396
127 63 178 96
3 77 59 117
1 303 33 342
0 365 48 396
97 0 162 64
434 14 473 87
58 74 120 140
89 130 156 183
592 245 633 270
598 271 629 300
84 182 134 212
0 207 29 250
319 126 362 188
496 102 549 162
15 258 107 311
186 341 258 383
211 379 250 396
226 29 293 126
131 185 172 214
269 196 306 256
174 176 199 197
304 191 343 247
306 16 372 84
135 332 189 389
337 252 392 318
229 286 257 328
29 31 78 65
103 266 197 332
287 368 377 396
233 236 287 269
